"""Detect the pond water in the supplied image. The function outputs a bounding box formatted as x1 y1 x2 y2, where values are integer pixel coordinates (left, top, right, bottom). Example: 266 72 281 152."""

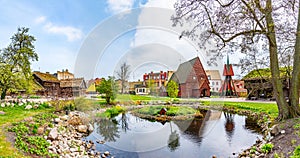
85 110 262 158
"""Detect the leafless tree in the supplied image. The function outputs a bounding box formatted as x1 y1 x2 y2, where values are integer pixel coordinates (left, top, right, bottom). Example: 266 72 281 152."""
172 0 300 120
117 62 130 94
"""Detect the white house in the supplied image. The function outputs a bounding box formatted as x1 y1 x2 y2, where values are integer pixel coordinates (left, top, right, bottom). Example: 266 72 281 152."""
205 70 222 93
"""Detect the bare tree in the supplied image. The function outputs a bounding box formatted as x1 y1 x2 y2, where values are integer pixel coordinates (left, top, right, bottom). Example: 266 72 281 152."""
117 62 130 94
172 0 300 120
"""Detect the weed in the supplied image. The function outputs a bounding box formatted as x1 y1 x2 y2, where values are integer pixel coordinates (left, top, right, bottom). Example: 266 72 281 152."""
292 139 297 146
250 146 257 154
291 145 300 158
294 124 300 130
261 143 274 153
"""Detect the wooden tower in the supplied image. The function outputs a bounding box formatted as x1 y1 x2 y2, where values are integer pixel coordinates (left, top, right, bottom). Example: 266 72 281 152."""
220 55 237 97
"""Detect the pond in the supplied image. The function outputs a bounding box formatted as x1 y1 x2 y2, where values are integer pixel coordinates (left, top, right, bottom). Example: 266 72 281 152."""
85 110 262 158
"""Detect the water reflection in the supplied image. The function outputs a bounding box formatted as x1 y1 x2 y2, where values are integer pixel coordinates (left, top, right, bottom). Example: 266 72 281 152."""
94 118 120 142
87 110 262 158
167 122 180 151
224 112 235 143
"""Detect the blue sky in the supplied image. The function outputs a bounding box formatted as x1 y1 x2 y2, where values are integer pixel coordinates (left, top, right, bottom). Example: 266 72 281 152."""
0 0 226 80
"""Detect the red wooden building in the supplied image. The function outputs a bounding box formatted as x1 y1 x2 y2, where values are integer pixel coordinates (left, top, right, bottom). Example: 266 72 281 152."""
170 57 210 98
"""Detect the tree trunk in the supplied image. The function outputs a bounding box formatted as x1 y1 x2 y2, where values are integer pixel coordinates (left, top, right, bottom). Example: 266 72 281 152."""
106 97 110 105
265 0 290 120
289 0 300 117
1 88 7 100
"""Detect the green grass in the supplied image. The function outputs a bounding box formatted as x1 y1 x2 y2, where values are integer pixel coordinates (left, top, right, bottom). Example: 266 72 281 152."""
97 105 126 118
201 101 278 119
116 94 170 101
135 106 197 116
0 105 54 157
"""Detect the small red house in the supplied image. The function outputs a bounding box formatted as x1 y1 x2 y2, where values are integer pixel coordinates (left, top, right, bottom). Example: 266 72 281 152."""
170 57 210 98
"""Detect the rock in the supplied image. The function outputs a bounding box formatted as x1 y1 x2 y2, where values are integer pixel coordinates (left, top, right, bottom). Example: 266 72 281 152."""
70 148 77 152
25 105 32 110
280 130 286 134
48 127 58 140
101 154 106 158
33 104 39 109
54 118 61 124
77 125 88 133
88 123 94 133
68 116 82 125
60 115 68 121
37 126 44 135
1 103 5 107
270 124 280 136
104 151 110 155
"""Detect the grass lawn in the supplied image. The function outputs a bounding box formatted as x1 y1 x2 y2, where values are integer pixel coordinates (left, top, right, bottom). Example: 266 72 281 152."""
135 105 198 116
202 101 278 119
0 106 53 157
116 94 170 101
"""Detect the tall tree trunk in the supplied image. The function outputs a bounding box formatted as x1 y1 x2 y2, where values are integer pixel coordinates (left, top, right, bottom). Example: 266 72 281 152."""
289 0 300 117
265 0 290 120
1 88 7 100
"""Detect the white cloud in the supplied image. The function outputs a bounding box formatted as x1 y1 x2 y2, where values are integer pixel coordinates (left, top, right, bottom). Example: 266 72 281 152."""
34 16 46 24
44 22 83 42
107 0 135 14
128 0 224 80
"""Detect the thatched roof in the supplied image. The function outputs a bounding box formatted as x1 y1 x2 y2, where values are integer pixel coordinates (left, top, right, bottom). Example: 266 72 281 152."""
33 71 59 82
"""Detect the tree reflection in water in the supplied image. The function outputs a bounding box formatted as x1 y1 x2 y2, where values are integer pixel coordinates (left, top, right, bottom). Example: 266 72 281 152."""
95 118 120 142
224 112 235 143
119 112 129 132
168 122 180 151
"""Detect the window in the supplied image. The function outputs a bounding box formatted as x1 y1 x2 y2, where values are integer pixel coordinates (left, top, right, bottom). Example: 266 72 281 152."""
216 88 218 91
162 75 165 79
208 75 211 80
216 82 218 85
193 76 196 80
212 88 214 91
212 82 215 85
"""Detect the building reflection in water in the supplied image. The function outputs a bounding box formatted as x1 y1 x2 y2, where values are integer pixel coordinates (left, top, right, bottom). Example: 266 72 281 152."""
224 112 235 144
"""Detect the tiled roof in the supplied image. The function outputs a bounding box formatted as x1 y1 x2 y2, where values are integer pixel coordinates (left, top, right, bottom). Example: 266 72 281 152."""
205 70 221 80
33 71 59 82
170 57 198 84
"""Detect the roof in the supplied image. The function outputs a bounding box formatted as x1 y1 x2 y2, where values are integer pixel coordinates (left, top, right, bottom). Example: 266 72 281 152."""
242 67 291 80
60 78 86 88
170 57 198 84
205 70 221 80
31 80 45 91
223 64 234 76
33 71 59 82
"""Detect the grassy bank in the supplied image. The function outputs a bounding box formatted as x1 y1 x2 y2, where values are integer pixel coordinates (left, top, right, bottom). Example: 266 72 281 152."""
0 105 53 157
201 101 278 119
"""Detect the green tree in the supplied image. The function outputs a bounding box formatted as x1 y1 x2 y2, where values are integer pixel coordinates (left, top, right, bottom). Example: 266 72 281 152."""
96 76 118 104
0 27 38 100
167 80 179 98
172 0 300 120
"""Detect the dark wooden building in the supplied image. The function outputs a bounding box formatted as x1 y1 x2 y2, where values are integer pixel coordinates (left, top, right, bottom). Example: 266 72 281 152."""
60 78 87 97
170 57 210 98
33 71 60 97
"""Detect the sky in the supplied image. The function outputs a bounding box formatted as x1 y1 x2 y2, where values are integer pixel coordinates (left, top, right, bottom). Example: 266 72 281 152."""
0 0 230 81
